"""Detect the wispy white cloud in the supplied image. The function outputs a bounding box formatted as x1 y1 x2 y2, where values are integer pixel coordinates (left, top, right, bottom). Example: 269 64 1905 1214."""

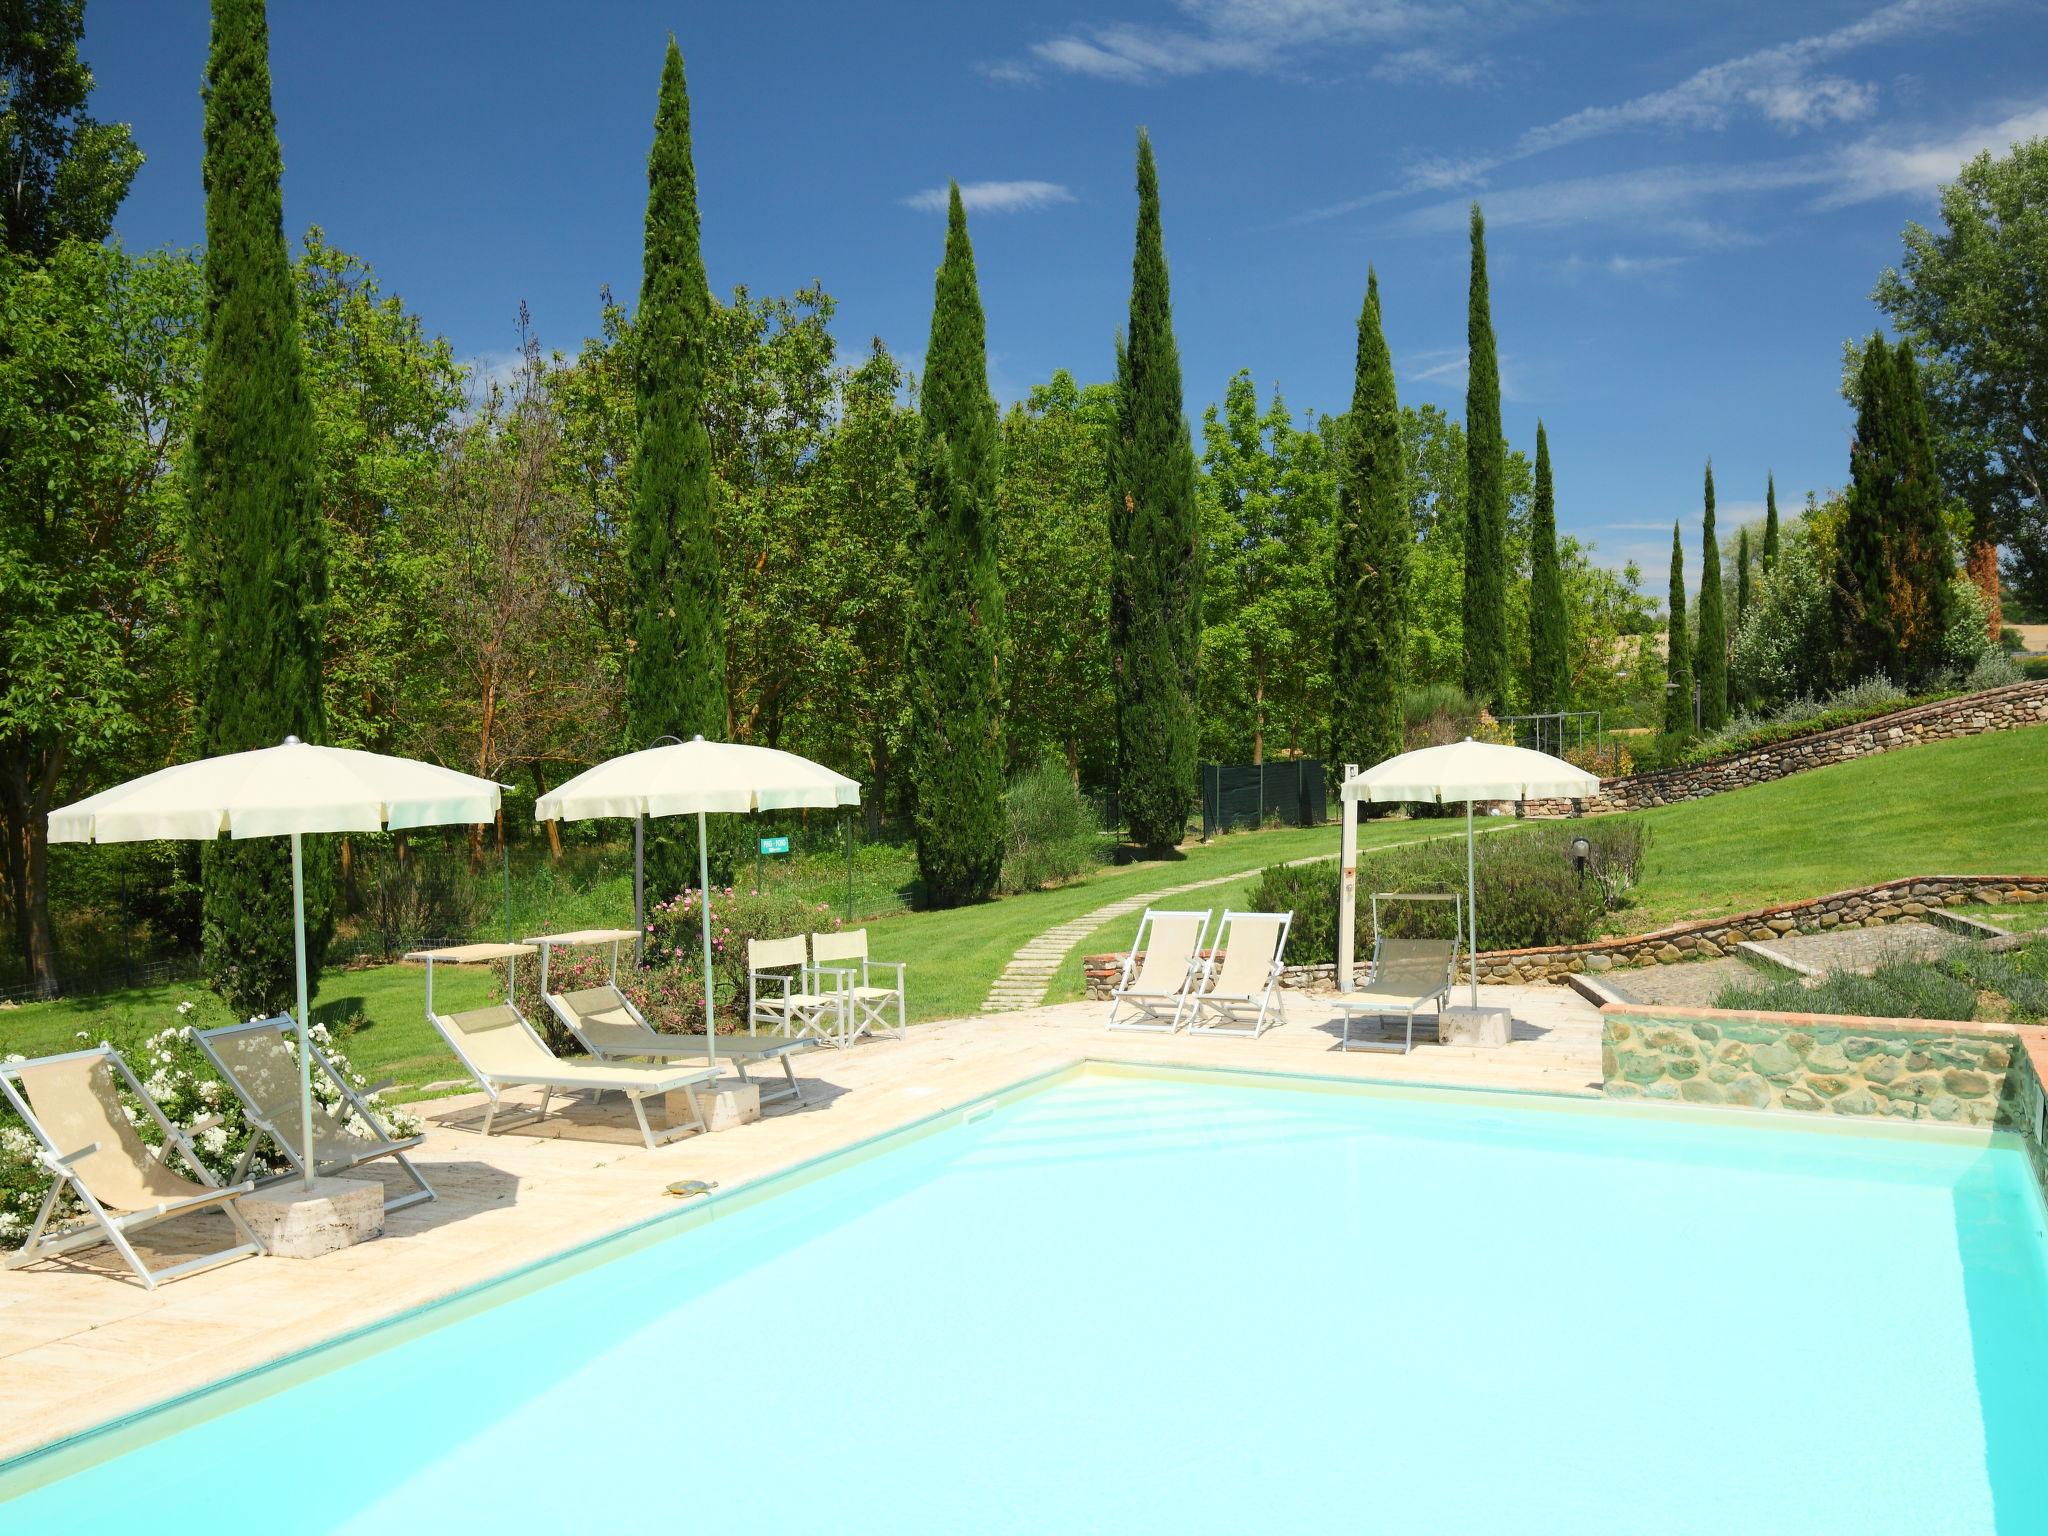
1295 0 1999 219
1387 96 2048 240
902 180 1078 214
992 0 1522 87
1561 253 1691 282
1399 345 1528 401
1815 100 2048 206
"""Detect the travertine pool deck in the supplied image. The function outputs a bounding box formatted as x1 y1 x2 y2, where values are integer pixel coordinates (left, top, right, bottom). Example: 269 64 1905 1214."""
0 986 1597 1466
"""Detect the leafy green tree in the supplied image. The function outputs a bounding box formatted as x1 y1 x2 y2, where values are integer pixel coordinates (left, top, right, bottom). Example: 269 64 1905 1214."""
1 245 197 993
999 371 1115 786
1200 372 1336 765
1462 202 1508 712
906 184 1004 904
186 0 329 1016
1663 523 1692 733
1872 140 2044 614
1109 131 1202 848
0 0 149 992
625 41 725 895
0 0 140 258
1736 526 1752 627
1696 461 1728 729
1762 473 1780 573
1525 421 1568 715
1834 335 1955 685
1330 269 1406 773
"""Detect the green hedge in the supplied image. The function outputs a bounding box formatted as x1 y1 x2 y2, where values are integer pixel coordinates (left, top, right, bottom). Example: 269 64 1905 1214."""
1243 821 1650 965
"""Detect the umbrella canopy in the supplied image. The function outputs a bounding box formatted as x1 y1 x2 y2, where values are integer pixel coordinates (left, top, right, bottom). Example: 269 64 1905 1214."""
1341 738 1600 806
51 739 503 842
1338 738 1599 1007
534 738 859 822
534 737 862 1068
50 738 503 1191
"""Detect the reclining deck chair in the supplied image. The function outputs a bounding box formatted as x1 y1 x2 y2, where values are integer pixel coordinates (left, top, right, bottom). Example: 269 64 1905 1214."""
530 929 810 1106
1106 909 1212 1032
197 1015 434 1211
1334 893 1462 1055
1186 910 1293 1038
748 935 848 1047
1 1045 264 1289
809 928 907 1045
411 943 716 1150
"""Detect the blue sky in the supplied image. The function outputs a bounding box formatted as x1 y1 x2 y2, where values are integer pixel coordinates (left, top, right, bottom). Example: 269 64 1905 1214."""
91 0 2048 579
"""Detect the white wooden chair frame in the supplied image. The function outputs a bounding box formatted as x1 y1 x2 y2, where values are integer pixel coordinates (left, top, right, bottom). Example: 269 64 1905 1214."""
1106 909 1213 1033
809 929 907 1046
1185 909 1294 1038
747 935 848 1047
0 1046 264 1290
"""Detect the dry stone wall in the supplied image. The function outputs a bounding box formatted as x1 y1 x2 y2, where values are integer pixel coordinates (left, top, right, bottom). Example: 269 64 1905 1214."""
1522 680 2048 818
1602 1004 2042 1129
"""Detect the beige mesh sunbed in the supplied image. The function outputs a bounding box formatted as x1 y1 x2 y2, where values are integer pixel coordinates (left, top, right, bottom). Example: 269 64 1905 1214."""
196 1015 433 1210
1186 910 1293 1038
410 943 717 1150
528 929 810 1106
1106 909 1212 1032
0 1045 264 1289
1334 893 1462 1055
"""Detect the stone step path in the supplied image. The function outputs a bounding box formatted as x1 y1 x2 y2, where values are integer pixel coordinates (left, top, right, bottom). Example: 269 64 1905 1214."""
980 825 1500 1015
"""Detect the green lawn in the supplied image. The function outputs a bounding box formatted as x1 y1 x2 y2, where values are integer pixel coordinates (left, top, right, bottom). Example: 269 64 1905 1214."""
1615 724 2048 932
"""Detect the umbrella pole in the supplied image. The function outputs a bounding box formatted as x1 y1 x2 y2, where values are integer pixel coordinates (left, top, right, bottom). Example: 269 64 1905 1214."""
1465 799 1479 1008
698 810 717 1070
291 832 316 1193
632 814 646 967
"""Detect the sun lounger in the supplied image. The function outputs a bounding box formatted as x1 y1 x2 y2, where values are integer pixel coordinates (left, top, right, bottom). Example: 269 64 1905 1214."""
196 1015 434 1210
809 928 906 1044
748 935 848 1046
1186 910 1293 1038
1335 894 1462 1054
529 928 811 1105
1 1046 264 1289
1106 909 1212 1032
410 943 717 1150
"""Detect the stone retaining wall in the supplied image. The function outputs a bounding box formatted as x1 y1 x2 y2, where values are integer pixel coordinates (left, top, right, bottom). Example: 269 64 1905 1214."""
1601 1004 2041 1127
1521 679 2048 818
1083 874 2048 996
1475 874 2048 985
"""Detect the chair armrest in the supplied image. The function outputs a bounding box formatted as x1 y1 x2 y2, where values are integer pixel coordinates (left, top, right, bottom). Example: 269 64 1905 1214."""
868 960 907 983
363 1077 397 1098
42 1141 101 1172
811 965 856 993
186 1114 224 1136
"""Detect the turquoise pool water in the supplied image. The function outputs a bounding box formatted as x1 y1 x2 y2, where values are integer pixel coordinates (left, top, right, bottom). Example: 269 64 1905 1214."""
7 1068 2048 1534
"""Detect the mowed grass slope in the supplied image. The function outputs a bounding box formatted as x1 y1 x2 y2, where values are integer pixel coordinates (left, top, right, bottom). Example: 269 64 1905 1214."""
1618 724 2048 932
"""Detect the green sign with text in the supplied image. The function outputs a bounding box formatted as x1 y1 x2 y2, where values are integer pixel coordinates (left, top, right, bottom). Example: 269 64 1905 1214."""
758 835 790 855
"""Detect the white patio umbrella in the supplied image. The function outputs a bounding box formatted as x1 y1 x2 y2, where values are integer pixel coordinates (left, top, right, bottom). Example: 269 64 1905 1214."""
533 736 861 1067
48 738 504 1190
1340 738 1599 1006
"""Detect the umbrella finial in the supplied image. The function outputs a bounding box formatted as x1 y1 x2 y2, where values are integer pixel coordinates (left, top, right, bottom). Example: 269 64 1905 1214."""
692 734 706 742
283 734 301 746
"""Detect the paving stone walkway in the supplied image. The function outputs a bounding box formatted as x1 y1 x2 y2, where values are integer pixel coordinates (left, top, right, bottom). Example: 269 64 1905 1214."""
1598 955 1763 1008
1762 918 1955 973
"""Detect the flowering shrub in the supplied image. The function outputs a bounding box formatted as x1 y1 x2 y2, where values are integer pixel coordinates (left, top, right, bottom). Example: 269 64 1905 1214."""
1 1009 419 1245
519 886 844 1049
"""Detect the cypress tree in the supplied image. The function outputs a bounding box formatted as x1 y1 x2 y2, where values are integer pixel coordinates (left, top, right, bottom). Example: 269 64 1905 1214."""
1696 461 1728 730
1525 421 1568 716
1833 336 1953 686
1109 130 1202 849
1761 473 1780 573
188 0 328 1016
1462 202 1507 712
1736 527 1752 624
1663 523 1692 734
1330 267 1407 774
906 183 1004 905
627 39 725 895
1888 341 1955 680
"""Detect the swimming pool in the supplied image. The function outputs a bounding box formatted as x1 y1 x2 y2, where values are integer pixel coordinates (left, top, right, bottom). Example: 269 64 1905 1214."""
6 1065 2048 1534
